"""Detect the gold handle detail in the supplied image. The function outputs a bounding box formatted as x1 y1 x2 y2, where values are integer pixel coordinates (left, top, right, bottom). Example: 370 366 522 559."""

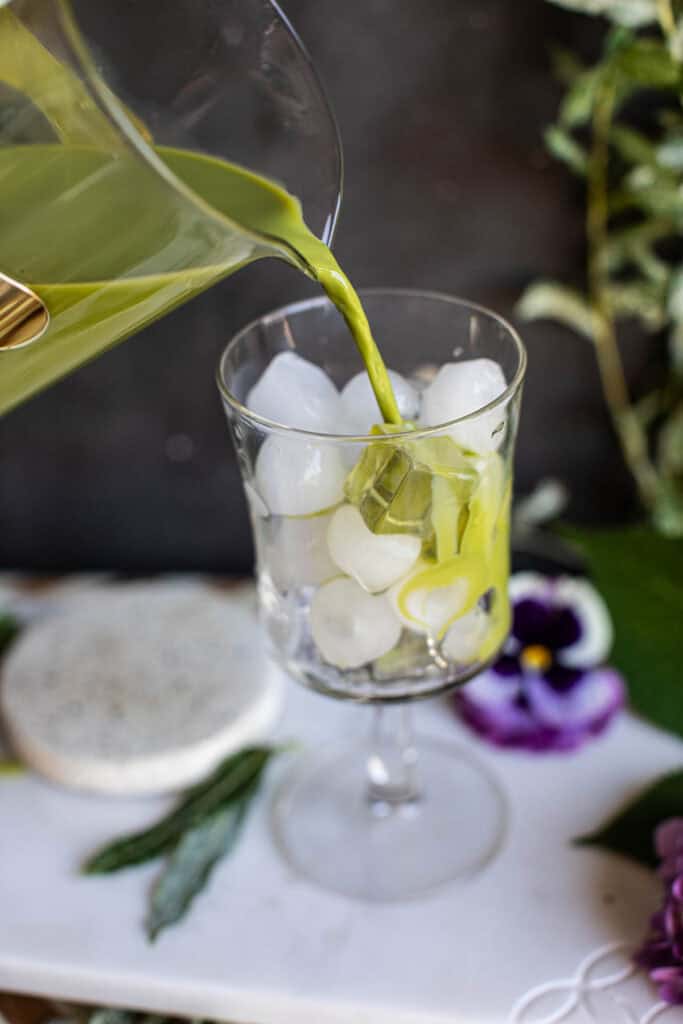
0 273 49 350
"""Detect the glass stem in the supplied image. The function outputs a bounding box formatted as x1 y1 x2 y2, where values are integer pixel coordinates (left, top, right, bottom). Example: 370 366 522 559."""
366 704 420 813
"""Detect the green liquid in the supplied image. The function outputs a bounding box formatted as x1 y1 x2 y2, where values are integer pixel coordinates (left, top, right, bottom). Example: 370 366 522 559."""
0 144 400 421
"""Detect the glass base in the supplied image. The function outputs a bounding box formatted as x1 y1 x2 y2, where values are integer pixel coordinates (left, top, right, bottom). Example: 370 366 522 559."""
272 737 507 901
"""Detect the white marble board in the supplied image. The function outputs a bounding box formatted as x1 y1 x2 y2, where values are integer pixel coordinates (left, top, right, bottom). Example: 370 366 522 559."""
1 582 682 1023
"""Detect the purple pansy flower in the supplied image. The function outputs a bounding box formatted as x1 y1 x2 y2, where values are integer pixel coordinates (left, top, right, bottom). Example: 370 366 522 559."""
454 573 625 752
635 819 683 1005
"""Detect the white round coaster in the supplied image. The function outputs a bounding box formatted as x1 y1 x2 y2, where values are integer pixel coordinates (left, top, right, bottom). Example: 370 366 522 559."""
0 581 284 795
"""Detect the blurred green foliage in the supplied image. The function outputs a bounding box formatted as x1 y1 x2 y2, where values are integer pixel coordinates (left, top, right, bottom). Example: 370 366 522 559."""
519 0 683 536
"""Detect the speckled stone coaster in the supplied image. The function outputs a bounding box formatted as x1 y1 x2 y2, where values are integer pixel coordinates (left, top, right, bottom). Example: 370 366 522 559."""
0 582 283 795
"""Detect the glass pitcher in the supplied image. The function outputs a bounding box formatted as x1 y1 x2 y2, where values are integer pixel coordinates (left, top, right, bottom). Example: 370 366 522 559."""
0 0 342 415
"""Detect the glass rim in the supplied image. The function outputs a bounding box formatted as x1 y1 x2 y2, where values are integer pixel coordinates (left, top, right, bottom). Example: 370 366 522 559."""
58 0 343 249
216 287 527 443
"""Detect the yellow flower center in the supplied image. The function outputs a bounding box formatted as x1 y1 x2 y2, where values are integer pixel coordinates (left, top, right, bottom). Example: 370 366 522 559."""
520 644 552 673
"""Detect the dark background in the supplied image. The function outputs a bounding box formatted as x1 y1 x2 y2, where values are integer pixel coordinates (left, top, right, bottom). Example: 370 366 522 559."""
0 0 657 573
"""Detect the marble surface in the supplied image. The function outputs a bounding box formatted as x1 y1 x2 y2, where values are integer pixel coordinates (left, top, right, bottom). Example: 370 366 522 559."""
1 586 683 1023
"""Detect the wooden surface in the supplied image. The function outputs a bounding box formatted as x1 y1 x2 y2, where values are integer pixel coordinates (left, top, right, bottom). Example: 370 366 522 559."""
0 994 54 1024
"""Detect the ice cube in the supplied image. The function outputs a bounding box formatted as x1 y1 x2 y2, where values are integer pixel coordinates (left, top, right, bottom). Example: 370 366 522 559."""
389 563 469 637
441 606 489 663
310 577 401 669
255 436 346 516
340 369 419 434
327 504 421 593
420 359 507 454
344 442 433 536
246 351 343 432
263 513 338 589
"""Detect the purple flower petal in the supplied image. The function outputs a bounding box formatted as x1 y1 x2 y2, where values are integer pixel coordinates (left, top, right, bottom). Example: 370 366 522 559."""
656 819 683 864
455 692 543 749
460 667 523 708
650 968 683 1004
543 606 582 650
553 577 613 668
508 572 552 604
491 654 521 678
525 667 625 732
454 572 622 755
455 665 625 753
512 597 551 645
543 664 584 692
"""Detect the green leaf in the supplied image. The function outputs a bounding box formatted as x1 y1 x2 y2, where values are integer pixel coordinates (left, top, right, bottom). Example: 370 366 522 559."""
628 243 671 288
654 477 683 536
606 279 667 331
560 69 601 127
560 524 683 737
610 125 657 165
0 613 19 656
634 389 664 428
575 769 683 868
655 406 683 537
657 136 683 170
83 746 275 874
147 792 254 942
612 39 681 88
545 0 657 27
551 47 587 87
516 281 596 340
0 759 23 776
605 219 674 277
670 322 683 372
621 171 683 218
668 266 683 322
88 1012 137 1024
671 21 683 64
545 124 588 175
658 404 683 477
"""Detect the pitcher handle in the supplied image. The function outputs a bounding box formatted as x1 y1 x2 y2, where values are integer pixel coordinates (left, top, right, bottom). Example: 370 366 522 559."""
0 272 50 350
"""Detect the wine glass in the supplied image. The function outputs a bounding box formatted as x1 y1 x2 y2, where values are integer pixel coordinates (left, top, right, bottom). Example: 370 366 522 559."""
0 0 341 413
217 289 526 900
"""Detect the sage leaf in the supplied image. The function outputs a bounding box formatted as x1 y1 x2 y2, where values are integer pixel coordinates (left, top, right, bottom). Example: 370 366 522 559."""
147 792 253 941
559 525 683 737
83 746 274 874
516 281 596 340
575 769 683 869
544 124 588 175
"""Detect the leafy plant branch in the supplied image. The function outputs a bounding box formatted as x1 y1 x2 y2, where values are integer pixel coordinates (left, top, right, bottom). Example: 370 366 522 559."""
587 73 661 508
518 0 683 535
